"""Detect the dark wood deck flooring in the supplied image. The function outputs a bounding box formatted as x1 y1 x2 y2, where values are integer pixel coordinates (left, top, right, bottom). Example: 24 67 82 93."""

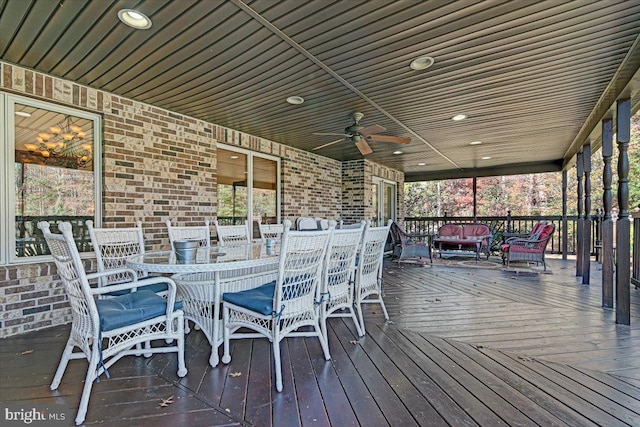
1 257 639 426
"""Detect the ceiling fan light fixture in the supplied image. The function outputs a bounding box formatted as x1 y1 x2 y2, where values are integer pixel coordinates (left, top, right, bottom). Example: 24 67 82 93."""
118 9 152 29
286 96 304 105
410 56 435 70
451 114 467 121
469 141 482 145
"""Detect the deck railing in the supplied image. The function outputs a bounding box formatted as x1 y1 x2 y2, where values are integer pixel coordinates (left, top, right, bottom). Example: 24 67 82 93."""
402 214 599 255
15 215 93 256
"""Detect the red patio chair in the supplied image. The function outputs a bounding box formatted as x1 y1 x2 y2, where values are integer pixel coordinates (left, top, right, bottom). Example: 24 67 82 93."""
501 223 555 270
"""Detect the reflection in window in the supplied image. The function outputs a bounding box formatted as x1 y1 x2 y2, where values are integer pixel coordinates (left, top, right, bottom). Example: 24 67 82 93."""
216 146 279 238
13 103 96 257
217 149 248 225
253 156 277 224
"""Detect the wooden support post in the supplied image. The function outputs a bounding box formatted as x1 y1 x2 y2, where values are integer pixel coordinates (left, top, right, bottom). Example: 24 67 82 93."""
594 208 602 263
616 98 631 325
582 144 592 285
601 118 614 308
633 213 640 289
472 177 477 221
576 151 584 277
562 170 568 260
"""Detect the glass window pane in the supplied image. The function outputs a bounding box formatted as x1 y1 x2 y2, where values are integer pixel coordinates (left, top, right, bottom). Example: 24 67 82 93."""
14 104 95 257
371 183 378 224
383 182 395 224
217 148 248 225
253 156 277 222
252 156 277 238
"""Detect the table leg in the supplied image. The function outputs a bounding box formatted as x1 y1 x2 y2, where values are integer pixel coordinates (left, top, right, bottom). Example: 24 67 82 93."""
210 271 221 367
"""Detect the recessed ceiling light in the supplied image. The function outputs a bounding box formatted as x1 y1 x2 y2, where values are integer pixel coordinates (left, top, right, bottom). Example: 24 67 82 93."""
230 155 239 159
286 96 304 105
118 9 152 29
410 56 435 70
451 114 467 121
481 156 491 160
393 150 403 155
417 162 426 166
469 141 482 145
15 111 31 117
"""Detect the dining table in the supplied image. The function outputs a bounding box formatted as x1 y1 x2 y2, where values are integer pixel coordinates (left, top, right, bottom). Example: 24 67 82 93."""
127 242 280 367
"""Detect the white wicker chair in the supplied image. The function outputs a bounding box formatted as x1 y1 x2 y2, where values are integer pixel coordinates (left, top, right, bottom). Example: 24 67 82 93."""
320 221 365 341
171 262 278 367
258 221 284 243
338 220 367 229
222 220 333 392
354 219 392 336
165 219 211 249
214 220 251 245
38 221 187 425
86 220 168 295
296 216 318 231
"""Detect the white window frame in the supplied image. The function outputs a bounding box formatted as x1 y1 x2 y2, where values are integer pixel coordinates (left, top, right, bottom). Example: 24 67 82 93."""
372 176 397 226
216 143 281 225
1 93 103 265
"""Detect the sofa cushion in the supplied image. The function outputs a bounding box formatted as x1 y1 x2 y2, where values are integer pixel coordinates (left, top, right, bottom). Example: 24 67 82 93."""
538 225 554 240
439 224 463 238
462 224 490 238
531 222 546 235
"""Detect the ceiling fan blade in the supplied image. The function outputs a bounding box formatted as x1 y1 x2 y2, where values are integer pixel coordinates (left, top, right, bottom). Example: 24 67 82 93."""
360 124 386 136
355 139 373 155
367 134 411 144
312 132 350 136
313 139 344 151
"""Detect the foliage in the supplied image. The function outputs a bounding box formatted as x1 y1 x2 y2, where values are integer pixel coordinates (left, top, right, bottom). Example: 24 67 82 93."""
15 163 94 216
217 184 276 219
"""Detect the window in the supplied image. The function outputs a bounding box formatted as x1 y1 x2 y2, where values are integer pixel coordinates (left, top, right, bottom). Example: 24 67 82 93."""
372 177 397 226
216 145 280 238
1 94 102 263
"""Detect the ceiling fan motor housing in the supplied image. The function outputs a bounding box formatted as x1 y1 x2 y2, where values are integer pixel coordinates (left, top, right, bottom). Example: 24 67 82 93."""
345 124 363 134
346 112 365 135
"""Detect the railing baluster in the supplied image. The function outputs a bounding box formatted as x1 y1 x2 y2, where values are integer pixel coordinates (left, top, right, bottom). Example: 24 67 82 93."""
404 215 578 256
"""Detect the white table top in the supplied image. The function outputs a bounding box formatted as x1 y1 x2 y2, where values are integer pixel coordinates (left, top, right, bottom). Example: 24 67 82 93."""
126 243 279 274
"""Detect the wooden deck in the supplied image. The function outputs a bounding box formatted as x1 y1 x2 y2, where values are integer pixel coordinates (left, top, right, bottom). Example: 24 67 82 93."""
1 257 639 426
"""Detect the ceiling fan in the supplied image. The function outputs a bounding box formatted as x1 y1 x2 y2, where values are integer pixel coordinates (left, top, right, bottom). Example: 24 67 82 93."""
312 112 411 155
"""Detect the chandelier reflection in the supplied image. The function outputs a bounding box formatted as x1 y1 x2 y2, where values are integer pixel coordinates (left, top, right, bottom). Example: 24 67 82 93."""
22 115 92 169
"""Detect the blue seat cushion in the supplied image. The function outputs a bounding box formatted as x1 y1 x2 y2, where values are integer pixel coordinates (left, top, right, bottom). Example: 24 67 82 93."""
96 289 183 331
223 281 275 316
105 281 169 296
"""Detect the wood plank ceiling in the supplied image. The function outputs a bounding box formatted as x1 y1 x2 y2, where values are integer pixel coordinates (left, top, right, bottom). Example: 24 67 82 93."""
1 0 639 181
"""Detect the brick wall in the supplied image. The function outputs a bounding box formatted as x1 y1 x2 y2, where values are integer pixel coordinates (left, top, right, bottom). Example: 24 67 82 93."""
0 62 401 337
342 160 366 223
342 159 405 224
